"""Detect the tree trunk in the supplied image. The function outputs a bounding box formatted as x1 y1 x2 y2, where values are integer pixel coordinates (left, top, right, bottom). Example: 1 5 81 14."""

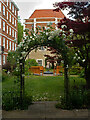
19 58 25 109
64 60 69 104
85 65 90 89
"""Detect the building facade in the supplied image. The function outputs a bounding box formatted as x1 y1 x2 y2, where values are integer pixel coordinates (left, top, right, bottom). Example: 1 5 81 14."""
24 9 65 67
0 0 19 66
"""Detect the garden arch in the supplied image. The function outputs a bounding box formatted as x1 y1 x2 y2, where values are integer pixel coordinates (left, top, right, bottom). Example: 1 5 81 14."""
15 25 72 108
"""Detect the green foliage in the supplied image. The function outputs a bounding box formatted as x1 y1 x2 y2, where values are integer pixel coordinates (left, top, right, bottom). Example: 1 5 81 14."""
69 64 82 75
55 84 88 109
25 59 38 67
2 90 32 111
25 59 38 75
18 22 23 44
79 69 85 78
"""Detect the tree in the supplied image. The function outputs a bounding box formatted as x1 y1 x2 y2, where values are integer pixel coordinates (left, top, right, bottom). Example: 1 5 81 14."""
18 22 23 44
54 1 90 89
44 47 62 69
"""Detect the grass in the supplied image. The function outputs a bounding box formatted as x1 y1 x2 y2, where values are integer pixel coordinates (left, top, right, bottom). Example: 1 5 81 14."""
2 73 86 102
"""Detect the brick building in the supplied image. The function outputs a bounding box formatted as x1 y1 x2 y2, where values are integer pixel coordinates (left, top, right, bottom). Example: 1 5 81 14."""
24 9 65 67
0 0 19 66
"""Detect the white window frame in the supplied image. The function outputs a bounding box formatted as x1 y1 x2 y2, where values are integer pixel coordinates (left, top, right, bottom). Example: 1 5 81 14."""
3 5 5 16
0 36 1 46
7 25 8 34
15 43 16 50
15 19 16 27
37 59 43 66
3 21 5 31
12 42 14 50
15 9 16 15
3 55 5 65
3 37 5 48
0 19 1 29
7 40 8 49
12 17 14 25
9 27 11 36
7 11 8 20
12 29 14 37
7 0 8 6
15 31 16 38
9 41 11 50
9 14 11 22
9 2 11 10
12 5 14 13
0 2 1 13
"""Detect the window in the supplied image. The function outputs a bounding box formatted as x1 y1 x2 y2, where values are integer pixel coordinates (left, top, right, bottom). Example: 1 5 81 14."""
7 40 8 49
15 44 16 50
0 19 1 29
9 14 11 22
15 9 16 15
7 11 8 20
7 0 8 6
3 37 5 48
40 46 45 51
15 20 16 26
9 27 11 35
0 55 1 65
0 2 1 12
3 21 5 31
12 42 14 50
3 5 5 16
12 17 14 24
7 25 8 34
15 31 16 38
37 59 42 66
3 55 5 65
12 5 14 13
9 41 11 50
12 29 14 37
9 2 11 9
0 36 1 46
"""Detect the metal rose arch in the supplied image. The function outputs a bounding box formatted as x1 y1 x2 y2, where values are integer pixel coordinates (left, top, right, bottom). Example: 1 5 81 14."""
15 24 73 109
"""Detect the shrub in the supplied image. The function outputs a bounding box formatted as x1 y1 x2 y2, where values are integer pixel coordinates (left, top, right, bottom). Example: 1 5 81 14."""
79 69 85 78
2 90 32 111
55 85 89 110
25 59 38 75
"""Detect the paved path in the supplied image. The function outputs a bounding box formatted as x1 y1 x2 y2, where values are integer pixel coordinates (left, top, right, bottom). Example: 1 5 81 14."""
1 101 89 120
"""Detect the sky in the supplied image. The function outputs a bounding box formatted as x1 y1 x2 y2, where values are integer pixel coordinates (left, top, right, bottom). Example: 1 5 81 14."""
14 0 66 24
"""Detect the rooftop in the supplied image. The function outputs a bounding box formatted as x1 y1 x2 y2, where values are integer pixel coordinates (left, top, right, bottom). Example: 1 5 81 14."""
11 0 19 11
29 9 65 19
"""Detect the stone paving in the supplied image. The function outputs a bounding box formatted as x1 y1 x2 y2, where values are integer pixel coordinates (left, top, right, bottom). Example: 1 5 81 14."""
1 101 89 120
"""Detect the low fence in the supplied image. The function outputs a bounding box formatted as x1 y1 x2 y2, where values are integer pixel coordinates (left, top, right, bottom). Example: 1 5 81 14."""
29 66 64 76
29 66 44 75
53 66 64 76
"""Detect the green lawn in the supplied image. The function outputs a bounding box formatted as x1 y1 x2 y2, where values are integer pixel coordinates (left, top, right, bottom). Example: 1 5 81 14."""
2 74 86 101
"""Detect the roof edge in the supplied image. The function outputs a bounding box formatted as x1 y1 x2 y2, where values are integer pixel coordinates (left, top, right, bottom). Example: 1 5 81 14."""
11 0 19 11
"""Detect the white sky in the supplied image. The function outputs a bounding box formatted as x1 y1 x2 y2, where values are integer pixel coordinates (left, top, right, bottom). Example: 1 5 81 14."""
14 0 67 24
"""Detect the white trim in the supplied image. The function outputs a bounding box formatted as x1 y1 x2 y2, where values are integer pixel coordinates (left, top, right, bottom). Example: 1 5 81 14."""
36 59 43 66
34 18 36 32
55 18 58 30
0 16 17 31
25 21 56 24
25 17 62 20
1 1 18 20
3 52 8 55
0 33 17 42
